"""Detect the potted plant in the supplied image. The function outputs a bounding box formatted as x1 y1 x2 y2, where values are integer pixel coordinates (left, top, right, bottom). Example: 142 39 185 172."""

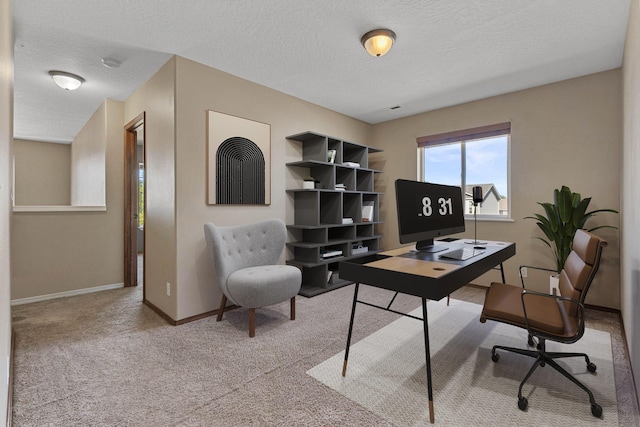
525 185 618 273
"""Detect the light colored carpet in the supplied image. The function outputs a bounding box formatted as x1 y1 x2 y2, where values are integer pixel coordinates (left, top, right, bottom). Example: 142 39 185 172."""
307 298 618 426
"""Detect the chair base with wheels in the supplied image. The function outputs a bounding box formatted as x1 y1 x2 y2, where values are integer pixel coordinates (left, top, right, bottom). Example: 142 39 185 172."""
490 336 602 417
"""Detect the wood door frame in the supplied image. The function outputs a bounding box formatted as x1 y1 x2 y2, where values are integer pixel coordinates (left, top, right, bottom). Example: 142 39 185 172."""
124 112 145 294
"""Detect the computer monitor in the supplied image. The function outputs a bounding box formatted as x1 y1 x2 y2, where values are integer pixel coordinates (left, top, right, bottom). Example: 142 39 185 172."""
395 179 465 252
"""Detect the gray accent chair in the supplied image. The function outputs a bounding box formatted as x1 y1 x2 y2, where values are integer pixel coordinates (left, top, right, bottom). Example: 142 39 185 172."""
204 219 302 337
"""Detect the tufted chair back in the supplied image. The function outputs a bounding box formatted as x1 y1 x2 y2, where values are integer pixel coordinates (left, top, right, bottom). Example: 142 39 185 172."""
204 219 286 304
557 229 607 317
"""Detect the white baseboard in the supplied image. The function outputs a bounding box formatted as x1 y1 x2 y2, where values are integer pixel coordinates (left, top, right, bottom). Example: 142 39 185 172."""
11 282 124 306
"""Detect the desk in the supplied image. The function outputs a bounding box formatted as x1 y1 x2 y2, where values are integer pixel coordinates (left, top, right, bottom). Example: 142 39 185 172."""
339 240 515 423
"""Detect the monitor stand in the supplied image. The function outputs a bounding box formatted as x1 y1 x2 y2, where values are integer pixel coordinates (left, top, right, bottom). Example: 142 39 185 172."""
415 239 447 253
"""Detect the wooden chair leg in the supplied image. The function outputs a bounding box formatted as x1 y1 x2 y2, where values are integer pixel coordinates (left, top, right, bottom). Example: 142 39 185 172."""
290 296 296 320
249 308 256 337
217 294 227 322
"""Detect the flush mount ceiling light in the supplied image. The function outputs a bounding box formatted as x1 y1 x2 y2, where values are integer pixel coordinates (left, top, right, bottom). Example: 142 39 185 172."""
48 70 85 90
361 29 396 57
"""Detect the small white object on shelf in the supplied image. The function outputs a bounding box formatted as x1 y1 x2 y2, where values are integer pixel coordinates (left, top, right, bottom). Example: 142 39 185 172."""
321 249 343 259
342 161 360 168
342 218 353 224
328 149 337 163
352 246 369 255
328 270 338 283
362 201 374 222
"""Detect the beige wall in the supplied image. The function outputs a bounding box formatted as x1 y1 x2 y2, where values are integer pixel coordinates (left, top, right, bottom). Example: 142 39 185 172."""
14 139 71 205
372 69 622 309
124 58 177 319
622 0 640 405
11 99 124 299
173 56 371 320
13 109 108 208
71 104 107 206
121 55 370 321
0 0 13 422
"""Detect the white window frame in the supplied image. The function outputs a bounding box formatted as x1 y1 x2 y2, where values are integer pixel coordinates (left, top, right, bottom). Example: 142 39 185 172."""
417 123 512 221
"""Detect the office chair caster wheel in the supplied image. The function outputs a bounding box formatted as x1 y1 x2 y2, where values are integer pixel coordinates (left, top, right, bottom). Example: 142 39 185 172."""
591 403 602 418
587 362 597 373
518 396 528 411
527 335 535 347
491 353 500 362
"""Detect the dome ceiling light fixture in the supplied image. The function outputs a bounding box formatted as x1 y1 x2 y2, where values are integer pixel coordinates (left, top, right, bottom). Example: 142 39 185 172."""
48 70 85 90
361 28 396 57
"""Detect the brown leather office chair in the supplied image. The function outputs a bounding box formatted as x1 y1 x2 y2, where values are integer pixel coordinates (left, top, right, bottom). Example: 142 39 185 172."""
480 229 607 418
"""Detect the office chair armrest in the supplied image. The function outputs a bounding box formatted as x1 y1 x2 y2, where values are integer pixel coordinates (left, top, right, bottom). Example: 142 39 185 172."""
518 265 558 288
520 289 585 342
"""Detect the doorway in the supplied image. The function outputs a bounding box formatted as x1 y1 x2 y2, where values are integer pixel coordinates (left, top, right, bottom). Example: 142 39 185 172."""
124 113 145 300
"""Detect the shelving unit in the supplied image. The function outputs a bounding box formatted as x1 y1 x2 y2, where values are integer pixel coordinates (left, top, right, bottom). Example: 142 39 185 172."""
286 131 383 297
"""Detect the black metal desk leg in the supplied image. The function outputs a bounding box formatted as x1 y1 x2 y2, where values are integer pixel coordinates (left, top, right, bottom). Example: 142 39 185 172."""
499 262 505 283
422 298 435 423
342 282 360 377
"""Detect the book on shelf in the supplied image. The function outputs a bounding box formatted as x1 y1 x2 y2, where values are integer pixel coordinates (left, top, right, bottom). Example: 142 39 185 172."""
335 183 346 191
362 201 374 222
321 249 343 259
328 270 339 284
342 161 360 168
327 149 337 163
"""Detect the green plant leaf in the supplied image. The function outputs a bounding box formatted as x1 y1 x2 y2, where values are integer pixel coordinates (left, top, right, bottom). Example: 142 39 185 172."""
571 191 581 208
557 187 573 224
585 208 619 215
535 222 556 243
540 203 559 233
532 236 552 249
572 198 590 228
587 225 618 232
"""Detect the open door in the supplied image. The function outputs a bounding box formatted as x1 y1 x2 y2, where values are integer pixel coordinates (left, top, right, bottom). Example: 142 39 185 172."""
124 113 145 297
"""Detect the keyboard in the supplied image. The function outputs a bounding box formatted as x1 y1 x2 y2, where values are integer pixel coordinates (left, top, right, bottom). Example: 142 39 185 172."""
439 247 485 261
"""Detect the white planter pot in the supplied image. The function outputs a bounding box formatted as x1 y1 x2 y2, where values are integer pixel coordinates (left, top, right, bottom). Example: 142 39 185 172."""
303 181 314 189
549 274 559 295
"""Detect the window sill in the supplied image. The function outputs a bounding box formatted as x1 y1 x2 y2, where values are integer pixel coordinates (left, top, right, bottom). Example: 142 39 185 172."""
13 205 106 213
464 216 514 223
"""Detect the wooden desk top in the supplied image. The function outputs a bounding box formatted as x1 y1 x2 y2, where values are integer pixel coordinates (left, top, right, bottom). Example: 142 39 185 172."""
366 257 460 278
339 240 516 300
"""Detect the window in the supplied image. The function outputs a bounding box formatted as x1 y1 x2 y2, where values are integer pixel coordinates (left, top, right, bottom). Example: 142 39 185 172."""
417 123 510 219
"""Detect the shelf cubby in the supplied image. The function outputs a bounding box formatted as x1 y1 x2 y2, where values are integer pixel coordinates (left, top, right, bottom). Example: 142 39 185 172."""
335 166 356 191
356 170 375 192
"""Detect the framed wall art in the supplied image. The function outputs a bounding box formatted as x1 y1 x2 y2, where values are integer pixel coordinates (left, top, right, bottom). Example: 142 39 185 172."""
207 110 271 205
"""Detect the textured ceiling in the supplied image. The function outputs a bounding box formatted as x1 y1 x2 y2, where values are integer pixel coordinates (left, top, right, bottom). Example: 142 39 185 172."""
12 0 631 143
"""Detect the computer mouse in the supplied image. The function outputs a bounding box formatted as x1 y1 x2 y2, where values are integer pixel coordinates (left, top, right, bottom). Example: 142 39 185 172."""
473 246 485 250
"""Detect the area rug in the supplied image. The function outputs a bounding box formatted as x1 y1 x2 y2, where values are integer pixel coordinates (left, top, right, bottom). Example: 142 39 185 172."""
307 298 618 426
